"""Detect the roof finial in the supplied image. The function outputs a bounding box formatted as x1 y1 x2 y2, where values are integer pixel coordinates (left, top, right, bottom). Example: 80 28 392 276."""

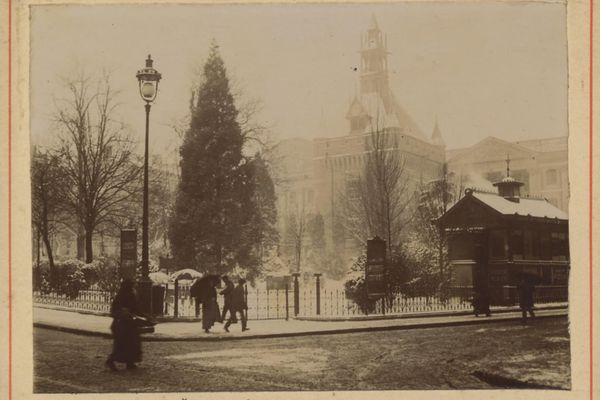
506 153 511 178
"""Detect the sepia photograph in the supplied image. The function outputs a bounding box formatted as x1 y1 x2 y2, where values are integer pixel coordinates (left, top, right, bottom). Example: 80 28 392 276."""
21 1 577 394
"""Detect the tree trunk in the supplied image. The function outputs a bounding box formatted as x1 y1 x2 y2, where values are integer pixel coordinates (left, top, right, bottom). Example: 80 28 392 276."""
41 230 55 272
438 228 446 284
41 200 55 271
77 233 85 260
85 228 93 263
36 229 41 268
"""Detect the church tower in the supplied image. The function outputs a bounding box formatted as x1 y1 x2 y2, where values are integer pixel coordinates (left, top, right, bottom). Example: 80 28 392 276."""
431 119 446 147
359 15 390 100
345 15 428 140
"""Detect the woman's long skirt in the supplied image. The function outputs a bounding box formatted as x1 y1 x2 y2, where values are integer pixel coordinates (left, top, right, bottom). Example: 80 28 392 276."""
110 319 142 363
202 300 222 330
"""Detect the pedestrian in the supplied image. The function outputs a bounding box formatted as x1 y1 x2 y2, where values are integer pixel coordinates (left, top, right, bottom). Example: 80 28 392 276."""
201 275 221 333
472 245 491 317
106 279 144 371
220 275 235 324
190 277 202 318
225 278 249 332
472 290 491 317
517 273 536 323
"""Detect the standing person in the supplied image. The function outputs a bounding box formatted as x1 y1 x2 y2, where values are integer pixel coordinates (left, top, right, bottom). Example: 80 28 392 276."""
225 278 249 332
190 278 202 318
472 244 491 317
220 275 235 324
518 273 536 323
106 279 143 371
201 275 221 333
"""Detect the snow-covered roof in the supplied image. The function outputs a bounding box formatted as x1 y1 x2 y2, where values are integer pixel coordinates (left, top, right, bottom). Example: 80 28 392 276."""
472 192 568 220
352 91 426 139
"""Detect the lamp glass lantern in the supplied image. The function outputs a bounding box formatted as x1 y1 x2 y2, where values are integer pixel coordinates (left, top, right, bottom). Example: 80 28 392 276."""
136 54 162 103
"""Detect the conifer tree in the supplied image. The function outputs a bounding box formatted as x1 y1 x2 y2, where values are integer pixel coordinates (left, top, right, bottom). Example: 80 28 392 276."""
170 43 276 276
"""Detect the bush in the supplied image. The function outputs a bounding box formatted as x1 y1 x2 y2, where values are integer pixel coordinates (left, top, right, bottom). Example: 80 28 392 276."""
343 249 420 312
63 268 86 299
32 257 122 299
343 255 377 313
32 260 51 294
93 256 121 295
80 263 99 287
54 259 86 299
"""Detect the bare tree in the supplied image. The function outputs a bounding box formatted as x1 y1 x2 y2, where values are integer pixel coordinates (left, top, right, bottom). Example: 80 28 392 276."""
341 120 413 255
284 201 308 273
54 73 141 263
416 163 465 285
31 148 66 272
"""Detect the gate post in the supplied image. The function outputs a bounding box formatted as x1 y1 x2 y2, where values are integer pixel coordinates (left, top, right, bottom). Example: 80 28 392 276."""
174 279 179 318
285 283 289 320
164 283 169 315
292 273 300 316
314 273 322 315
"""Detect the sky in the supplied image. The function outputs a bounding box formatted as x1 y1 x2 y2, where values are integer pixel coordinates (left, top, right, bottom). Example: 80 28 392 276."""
30 2 568 157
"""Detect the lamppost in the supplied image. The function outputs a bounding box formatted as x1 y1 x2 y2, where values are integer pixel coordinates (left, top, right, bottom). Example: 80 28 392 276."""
136 54 162 314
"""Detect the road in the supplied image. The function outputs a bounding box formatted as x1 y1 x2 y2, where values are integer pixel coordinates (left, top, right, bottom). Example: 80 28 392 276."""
34 317 570 392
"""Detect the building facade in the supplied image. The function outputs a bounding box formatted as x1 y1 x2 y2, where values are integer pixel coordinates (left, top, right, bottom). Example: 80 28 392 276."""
312 16 445 245
273 16 446 262
272 16 569 275
446 136 568 212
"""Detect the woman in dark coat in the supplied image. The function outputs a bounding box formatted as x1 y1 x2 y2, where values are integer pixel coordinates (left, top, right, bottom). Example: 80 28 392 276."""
106 279 142 371
201 276 222 333
518 273 536 323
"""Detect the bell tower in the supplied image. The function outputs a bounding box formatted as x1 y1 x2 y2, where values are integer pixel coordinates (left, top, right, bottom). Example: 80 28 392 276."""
359 15 390 99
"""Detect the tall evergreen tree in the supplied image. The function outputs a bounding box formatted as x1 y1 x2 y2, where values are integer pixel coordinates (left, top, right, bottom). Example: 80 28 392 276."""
244 154 278 275
170 43 273 275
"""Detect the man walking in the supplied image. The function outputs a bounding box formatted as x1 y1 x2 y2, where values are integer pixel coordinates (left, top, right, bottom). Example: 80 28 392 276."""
224 278 249 332
220 275 235 325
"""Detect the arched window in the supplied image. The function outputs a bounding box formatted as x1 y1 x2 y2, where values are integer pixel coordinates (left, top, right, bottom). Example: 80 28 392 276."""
545 169 558 185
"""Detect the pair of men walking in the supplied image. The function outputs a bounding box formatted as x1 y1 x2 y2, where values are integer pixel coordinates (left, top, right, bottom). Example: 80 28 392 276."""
220 276 249 332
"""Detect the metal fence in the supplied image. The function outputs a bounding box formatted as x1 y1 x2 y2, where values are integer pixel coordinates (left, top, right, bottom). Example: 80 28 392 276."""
33 284 568 320
33 288 113 313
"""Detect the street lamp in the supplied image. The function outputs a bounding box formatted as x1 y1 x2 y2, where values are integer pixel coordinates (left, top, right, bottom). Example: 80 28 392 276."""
136 54 162 314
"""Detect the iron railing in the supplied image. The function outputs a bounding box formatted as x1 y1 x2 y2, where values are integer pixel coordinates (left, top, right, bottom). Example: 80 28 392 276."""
33 284 568 320
33 288 113 313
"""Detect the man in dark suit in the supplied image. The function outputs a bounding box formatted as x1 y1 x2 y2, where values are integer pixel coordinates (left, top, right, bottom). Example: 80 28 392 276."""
220 275 235 324
225 278 248 332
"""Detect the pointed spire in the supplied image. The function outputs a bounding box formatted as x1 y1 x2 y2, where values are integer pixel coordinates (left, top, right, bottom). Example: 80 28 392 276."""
369 14 379 31
506 153 511 177
431 117 445 147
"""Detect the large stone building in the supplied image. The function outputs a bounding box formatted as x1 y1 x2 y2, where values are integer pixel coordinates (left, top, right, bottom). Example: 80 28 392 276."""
446 136 568 212
272 16 569 273
314 16 445 236
274 16 446 258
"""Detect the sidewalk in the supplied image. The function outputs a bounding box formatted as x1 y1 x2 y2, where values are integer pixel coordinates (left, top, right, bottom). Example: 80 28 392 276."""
33 305 568 341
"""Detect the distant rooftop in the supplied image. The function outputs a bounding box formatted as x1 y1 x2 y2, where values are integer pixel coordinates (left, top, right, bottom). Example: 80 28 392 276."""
512 136 567 153
447 136 567 155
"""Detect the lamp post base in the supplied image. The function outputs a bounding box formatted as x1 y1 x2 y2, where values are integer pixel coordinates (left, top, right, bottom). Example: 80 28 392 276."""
136 277 153 315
